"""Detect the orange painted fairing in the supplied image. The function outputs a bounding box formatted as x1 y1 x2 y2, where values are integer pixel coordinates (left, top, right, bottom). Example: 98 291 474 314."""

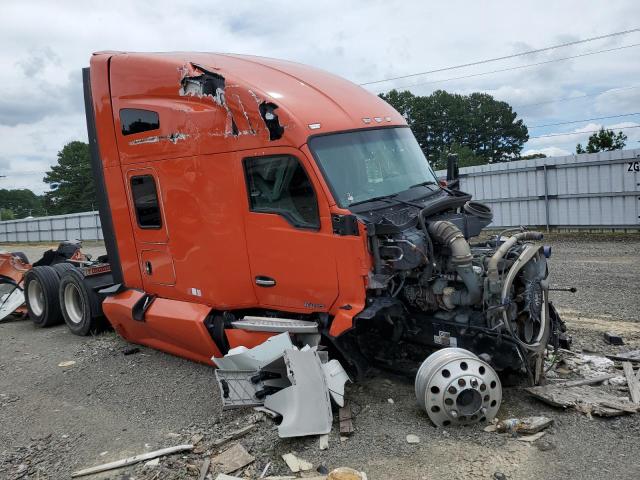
0 253 30 286
102 289 221 364
225 329 276 350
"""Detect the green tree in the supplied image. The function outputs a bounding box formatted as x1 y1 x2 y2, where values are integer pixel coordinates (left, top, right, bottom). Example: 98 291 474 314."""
0 208 15 220
519 153 547 160
0 189 46 218
43 141 96 214
576 128 627 154
433 144 486 171
380 89 529 165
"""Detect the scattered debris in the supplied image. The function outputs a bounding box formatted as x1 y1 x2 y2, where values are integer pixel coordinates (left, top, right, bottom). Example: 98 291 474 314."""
517 431 546 443
123 346 140 355
58 360 76 367
198 458 211 480
319 433 329 450
71 444 194 477
254 406 279 418
387 398 394 404
622 362 640 404
212 423 257 447
526 382 640 417
211 443 255 474
214 475 243 480
282 453 313 473
606 350 640 363
327 467 368 479
604 332 624 345
259 461 271 478
483 424 497 433
406 434 420 444
213 336 344 438
496 416 553 434
339 404 354 436
533 438 556 451
144 458 159 467
493 472 507 480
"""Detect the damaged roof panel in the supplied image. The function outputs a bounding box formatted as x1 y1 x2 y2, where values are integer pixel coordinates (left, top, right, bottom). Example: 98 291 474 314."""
104 51 406 153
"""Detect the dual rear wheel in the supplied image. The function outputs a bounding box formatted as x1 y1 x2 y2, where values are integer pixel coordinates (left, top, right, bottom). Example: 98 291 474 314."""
24 264 105 335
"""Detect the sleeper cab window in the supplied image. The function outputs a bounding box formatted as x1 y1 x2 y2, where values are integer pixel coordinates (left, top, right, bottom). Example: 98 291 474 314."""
120 108 160 136
130 175 162 228
244 155 320 229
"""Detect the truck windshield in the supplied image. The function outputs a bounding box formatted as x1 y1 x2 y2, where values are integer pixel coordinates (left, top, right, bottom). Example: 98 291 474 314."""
309 127 438 208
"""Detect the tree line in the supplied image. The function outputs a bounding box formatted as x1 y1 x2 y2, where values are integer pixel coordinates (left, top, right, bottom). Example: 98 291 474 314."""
0 91 628 220
1 141 96 220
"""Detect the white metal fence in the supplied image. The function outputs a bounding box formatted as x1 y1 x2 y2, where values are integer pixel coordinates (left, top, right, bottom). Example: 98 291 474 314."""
438 148 640 230
0 211 102 243
1 149 639 242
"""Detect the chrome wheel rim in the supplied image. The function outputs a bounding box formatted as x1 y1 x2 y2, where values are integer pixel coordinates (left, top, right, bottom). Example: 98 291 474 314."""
63 283 84 324
27 280 45 316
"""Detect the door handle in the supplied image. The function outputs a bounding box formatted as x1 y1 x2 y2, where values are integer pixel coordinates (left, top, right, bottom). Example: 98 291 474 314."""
145 260 153 275
255 276 276 287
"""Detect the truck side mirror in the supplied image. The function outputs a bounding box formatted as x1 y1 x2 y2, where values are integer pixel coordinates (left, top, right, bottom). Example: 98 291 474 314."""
446 153 460 190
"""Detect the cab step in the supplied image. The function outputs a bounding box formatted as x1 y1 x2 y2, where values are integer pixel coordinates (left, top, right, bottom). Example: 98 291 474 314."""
232 316 318 333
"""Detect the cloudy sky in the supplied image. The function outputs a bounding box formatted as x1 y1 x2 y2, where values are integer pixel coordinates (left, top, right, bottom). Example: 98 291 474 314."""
1 1 639 193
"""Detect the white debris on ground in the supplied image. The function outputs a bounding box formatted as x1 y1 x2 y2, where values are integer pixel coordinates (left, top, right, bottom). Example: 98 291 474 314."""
212 333 351 438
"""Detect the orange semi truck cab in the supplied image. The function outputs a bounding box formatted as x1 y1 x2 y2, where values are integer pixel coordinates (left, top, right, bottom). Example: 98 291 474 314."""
77 52 564 381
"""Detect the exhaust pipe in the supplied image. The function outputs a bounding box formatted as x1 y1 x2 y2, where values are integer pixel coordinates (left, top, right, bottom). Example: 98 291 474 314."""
427 221 480 307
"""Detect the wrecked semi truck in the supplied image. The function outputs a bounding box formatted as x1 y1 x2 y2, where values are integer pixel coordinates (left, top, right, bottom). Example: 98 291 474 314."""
21 52 566 427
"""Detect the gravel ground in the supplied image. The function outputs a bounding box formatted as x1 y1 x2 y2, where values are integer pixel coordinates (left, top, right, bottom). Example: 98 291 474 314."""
1 235 639 480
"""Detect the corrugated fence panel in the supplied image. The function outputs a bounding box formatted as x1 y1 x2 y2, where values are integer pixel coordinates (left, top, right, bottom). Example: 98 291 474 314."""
437 148 640 229
0 212 102 243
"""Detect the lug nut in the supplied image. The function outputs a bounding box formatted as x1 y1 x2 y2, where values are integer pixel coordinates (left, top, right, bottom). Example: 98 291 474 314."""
450 410 458 418
471 379 479 388
481 407 487 415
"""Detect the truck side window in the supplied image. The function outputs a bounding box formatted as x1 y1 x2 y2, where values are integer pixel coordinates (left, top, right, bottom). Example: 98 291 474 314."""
244 155 320 229
130 175 162 228
120 109 160 136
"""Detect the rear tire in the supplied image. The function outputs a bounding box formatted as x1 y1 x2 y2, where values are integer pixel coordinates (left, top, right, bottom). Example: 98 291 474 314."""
24 266 63 327
59 269 105 336
52 262 76 276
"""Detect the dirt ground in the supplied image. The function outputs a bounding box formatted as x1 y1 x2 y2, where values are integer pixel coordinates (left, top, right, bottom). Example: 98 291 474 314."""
1 234 639 480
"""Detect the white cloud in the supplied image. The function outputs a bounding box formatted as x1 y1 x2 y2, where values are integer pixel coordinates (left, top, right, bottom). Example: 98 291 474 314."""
522 146 572 157
1 1 639 190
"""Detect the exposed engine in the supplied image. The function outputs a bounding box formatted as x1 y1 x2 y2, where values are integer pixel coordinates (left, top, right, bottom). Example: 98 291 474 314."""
350 191 565 385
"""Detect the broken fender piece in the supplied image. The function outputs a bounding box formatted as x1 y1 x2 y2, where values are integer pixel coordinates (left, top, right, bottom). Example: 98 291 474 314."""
264 349 333 438
0 287 24 321
322 359 350 407
212 332 294 370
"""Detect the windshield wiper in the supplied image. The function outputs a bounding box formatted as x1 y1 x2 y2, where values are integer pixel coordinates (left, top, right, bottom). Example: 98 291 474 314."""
409 180 438 189
348 193 397 207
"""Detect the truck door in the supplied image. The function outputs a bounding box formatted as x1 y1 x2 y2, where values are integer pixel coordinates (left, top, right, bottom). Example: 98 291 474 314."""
241 149 338 312
124 168 176 290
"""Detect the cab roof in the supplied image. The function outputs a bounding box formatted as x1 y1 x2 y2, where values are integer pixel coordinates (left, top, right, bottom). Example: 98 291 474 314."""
92 51 406 146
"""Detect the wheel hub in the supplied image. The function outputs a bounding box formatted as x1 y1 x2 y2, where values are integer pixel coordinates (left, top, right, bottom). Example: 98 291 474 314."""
415 348 502 426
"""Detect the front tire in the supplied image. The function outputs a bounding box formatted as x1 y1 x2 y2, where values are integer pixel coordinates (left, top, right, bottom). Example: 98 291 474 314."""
59 269 105 336
24 266 63 327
